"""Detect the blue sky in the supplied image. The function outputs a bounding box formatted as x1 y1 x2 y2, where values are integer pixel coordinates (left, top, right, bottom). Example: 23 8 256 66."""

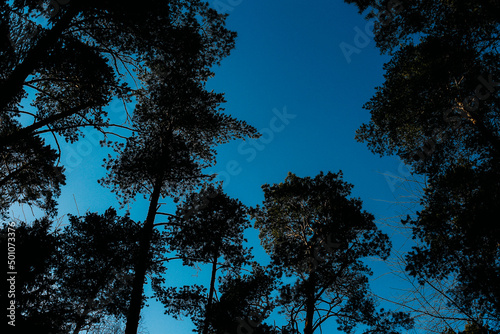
145 0 422 332
10 0 429 333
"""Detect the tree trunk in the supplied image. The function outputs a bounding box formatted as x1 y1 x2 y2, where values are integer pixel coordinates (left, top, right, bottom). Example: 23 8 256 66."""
304 272 316 334
203 251 219 334
72 306 90 334
124 177 163 334
0 6 78 113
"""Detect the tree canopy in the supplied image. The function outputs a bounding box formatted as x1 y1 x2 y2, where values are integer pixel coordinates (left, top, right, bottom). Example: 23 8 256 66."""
0 0 236 216
95 6 257 331
343 0 500 330
1 208 165 333
154 185 254 334
3 1 499 333
252 171 413 334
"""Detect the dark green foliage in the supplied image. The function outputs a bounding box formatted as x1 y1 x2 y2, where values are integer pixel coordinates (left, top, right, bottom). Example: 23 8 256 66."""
346 0 500 174
99 23 257 203
100 56 258 203
442 322 495 334
404 164 500 325
344 0 499 55
354 37 500 175
2 4 253 330
154 266 280 334
252 171 413 334
58 208 166 333
154 284 208 327
94 5 257 331
253 171 391 269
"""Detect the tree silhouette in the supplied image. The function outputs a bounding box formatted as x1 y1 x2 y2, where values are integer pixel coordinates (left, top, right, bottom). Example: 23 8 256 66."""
1 218 68 333
153 185 254 334
442 322 493 334
0 135 65 217
343 1 500 330
343 0 499 173
403 165 500 329
99 14 258 331
251 171 413 334
0 0 235 216
0 208 164 333
209 265 280 334
59 209 166 334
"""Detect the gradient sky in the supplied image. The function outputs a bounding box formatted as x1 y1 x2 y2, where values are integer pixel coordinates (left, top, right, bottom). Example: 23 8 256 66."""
10 0 428 333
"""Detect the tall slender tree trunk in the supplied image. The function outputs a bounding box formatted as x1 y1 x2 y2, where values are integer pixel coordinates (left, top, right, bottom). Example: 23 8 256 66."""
203 251 219 334
125 176 163 334
304 272 316 334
